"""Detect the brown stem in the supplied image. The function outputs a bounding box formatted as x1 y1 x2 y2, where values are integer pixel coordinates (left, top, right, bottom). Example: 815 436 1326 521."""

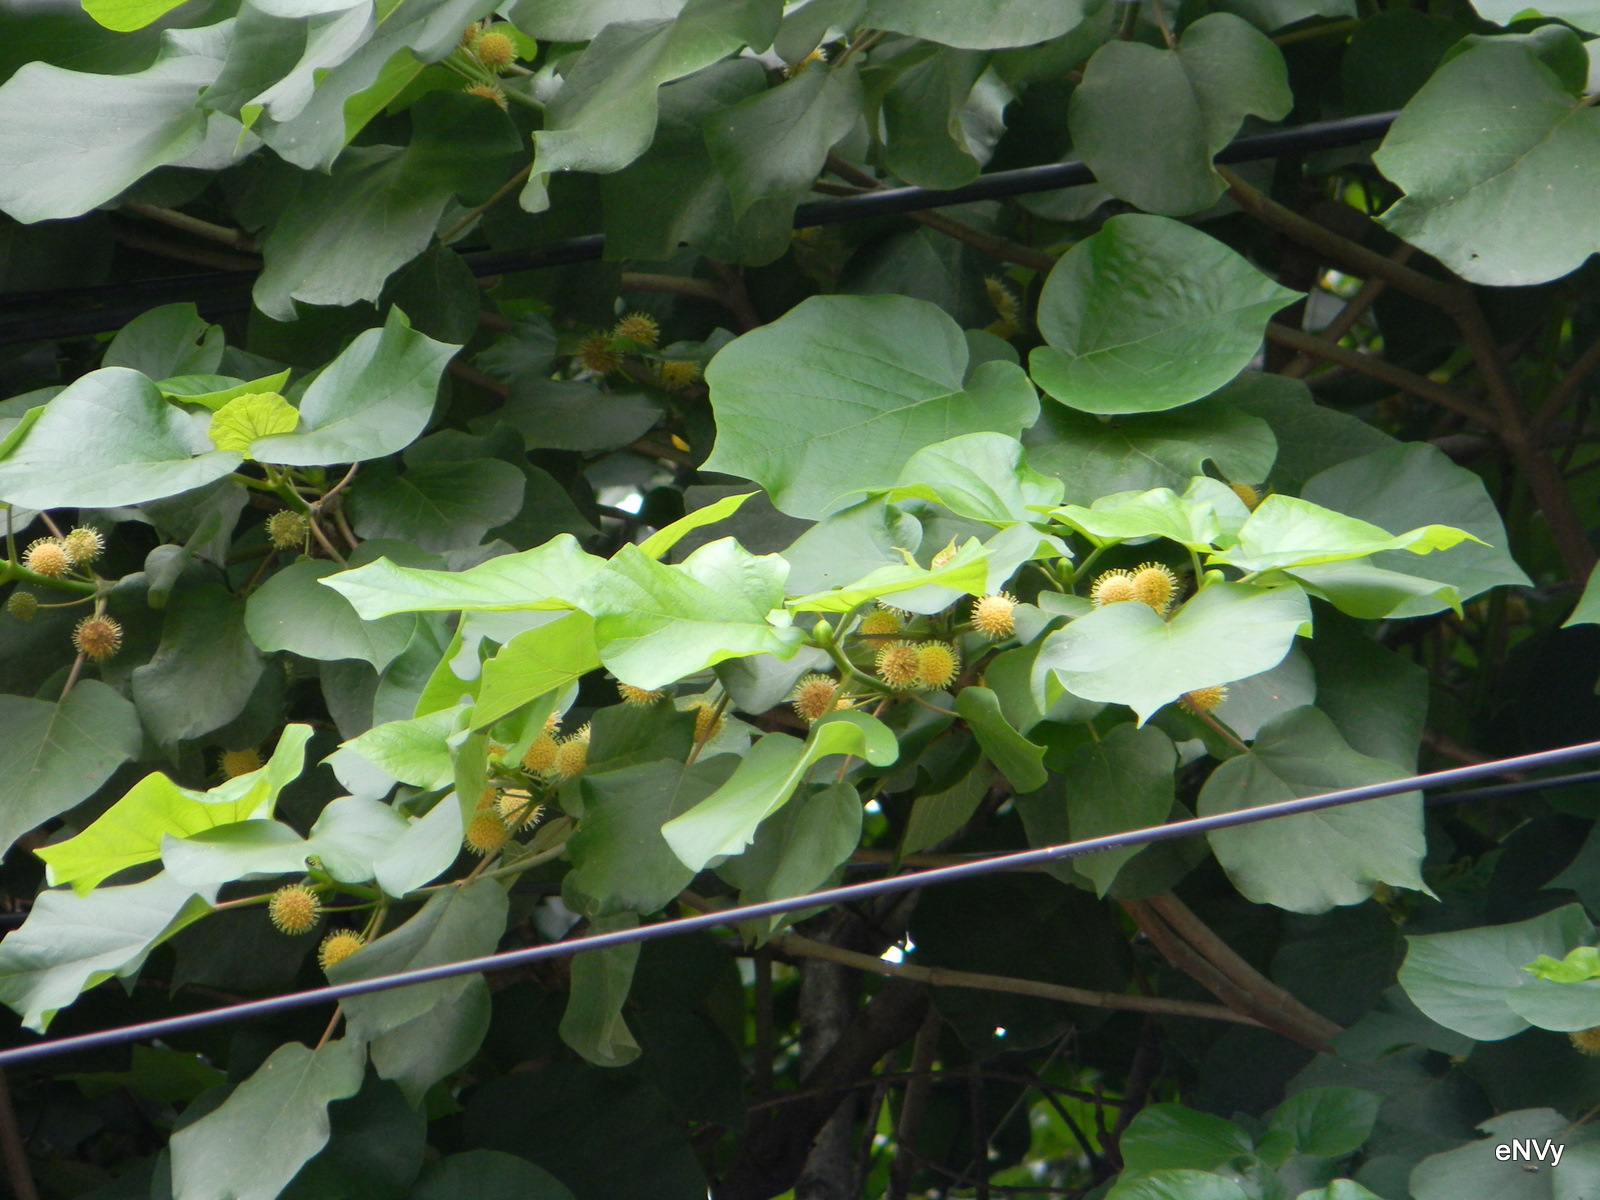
1263 324 1497 428
113 226 261 272
440 162 534 244
1143 893 1342 1044
889 1008 942 1200
58 652 85 701
1536 332 1600 434
708 261 764 332
308 518 348 566
449 358 509 396
1279 248 1412 380
775 932 1261 1026
0 1070 39 1200
123 202 258 252
627 437 694 466
619 271 727 304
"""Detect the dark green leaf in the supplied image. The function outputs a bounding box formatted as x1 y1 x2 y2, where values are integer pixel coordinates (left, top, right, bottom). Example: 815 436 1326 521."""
104 303 225 380
347 458 526 553
1269 1087 1381 1158
955 686 1047 792
1118 1104 1253 1172
407 1151 575 1200
247 559 418 669
133 583 266 744
560 912 642 1067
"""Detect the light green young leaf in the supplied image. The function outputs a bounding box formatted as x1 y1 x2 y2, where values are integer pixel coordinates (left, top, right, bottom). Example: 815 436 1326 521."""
37 725 313 894
0 681 143 860
329 878 509 1040
1525 946 1600 983
588 539 806 689
170 1039 367 1200
1375 31 1600 286
1209 494 1479 574
662 711 898 871
322 534 604 618
0 872 213 1031
786 538 988 613
1070 14 1291 215
206 391 299 455
704 294 1039 518
1200 706 1430 914
250 308 458 466
82 0 189 32
1035 582 1310 725
1275 560 1462 620
636 490 757 560
474 612 602 727
332 707 459 792
560 913 642 1067
161 797 410 887
162 370 292 412
1052 480 1246 550
0 367 239 509
1030 215 1301 416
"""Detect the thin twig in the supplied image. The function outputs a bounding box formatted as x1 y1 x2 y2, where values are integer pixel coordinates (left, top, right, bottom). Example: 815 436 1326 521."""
123 203 259 252
619 271 726 303
112 226 261 272
440 163 534 244
890 1008 943 1200
1280 248 1412 379
0 1069 39 1200
1536 331 1600 435
774 932 1262 1025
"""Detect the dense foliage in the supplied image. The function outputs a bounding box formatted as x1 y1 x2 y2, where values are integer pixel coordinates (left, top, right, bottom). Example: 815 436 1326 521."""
3 1 1600 1198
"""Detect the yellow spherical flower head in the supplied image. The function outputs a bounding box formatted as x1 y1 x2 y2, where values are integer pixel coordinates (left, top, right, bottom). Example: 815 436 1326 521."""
1090 569 1135 606
692 701 724 743
856 609 901 649
876 642 921 690
24 539 68 578
5 591 36 621
971 592 1017 640
1129 563 1180 614
473 29 515 70
618 683 666 706
522 732 559 774
613 312 660 348
914 642 960 691
463 82 507 108
221 747 263 778
318 930 364 972
1179 685 1227 715
576 333 621 375
62 526 105 565
1229 482 1263 511
497 788 542 829
657 360 702 391
552 737 588 780
268 884 321 935
266 510 306 550
791 674 839 723
73 615 123 663
465 810 511 855
475 784 499 812
1572 1027 1600 1056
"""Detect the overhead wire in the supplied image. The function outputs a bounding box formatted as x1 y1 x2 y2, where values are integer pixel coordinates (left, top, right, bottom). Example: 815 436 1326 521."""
0 111 1398 347
2 735 1598 1068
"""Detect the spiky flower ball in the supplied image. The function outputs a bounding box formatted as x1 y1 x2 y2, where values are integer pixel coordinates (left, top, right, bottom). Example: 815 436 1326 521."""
497 788 542 829
915 642 960 690
984 277 1020 340
221 747 263 778
552 737 588 780
692 701 724 743
618 683 665 706
791 674 839 724
458 21 479 47
465 811 511 855
522 734 558 773
658 360 702 391
24 539 68 578
72 615 123 662
856 609 901 649
576 333 621 375
1129 563 1179 614
473 29 515 70
971 592 1017 640
318 930 364 971
463 82 507 108
268 884 321 935
475 785 498 812
5 591 36 621
613 312 659 348
62 526 105 565
1572 1027 1600 1056
1090 569 1135 606
1179 685 1228 715
265 510 306 550
1230 482 1262 511
876 643 921 690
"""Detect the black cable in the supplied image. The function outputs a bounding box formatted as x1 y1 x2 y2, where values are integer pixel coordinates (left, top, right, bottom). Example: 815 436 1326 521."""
2 733 1595 1069
0 111 1398 348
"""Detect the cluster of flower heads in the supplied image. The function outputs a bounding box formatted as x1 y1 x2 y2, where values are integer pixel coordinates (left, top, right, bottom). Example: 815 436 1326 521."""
6 527 126 661
456 23 522 108
574 313 704 393
1089 562 1181 614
